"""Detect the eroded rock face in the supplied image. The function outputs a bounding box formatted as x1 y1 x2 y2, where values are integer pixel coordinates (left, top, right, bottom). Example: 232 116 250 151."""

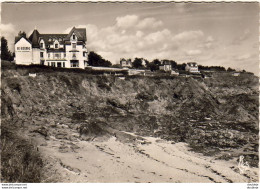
1 69 259 167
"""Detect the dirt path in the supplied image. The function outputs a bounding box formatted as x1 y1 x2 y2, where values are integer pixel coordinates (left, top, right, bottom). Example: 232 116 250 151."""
30 127 258 183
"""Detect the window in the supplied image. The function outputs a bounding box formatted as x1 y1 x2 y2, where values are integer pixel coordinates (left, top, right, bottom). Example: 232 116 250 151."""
51 62 55 67
48 62 50 66
55 53 60 59
57 62 62 68
40 52 44 58
84 61 88 67
70 62 79 67
40 43 43 48
72 43 76 48
64 53 66 57
55 44 58 49
73 34 76 40
83 52 85 57
72 52 76 58
49 38 52 42
48 54 50 58
63 62 65 67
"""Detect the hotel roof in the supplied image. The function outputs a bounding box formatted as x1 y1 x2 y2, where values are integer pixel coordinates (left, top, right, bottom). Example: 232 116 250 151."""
17 27 87 48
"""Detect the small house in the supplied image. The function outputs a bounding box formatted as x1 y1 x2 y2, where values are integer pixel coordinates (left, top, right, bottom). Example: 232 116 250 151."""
185 62 200 73
171 70 179 76
120 58 132 68
159 60 172 71
232 72 240 77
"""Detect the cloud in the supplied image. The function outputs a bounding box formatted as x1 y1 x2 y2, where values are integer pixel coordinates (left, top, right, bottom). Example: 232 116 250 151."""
235 53 252 61
206 36 214 42
136 17 163 29
68 14 256 75
74 19 210 64
144 29 171 45
197 36 216 50
186 49 202 56
136 30 144 38
173 30 204 42
116 15 139 29
115 15 163 31
232 29 251 45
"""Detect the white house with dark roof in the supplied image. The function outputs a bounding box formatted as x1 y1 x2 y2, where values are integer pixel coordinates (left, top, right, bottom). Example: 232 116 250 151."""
120 58 132 68
159 60 172 71
185 62 200 73
14 27 88 69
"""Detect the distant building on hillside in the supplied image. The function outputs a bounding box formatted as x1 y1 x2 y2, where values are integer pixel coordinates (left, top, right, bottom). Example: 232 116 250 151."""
171 70 179 76
159 60 172 71
232 72 240 77
185 62 200 73
120 58 132 68
141 58 146 67
14 27 88 69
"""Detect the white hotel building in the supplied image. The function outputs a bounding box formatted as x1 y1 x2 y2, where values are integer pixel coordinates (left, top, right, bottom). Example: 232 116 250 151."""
14 27 88 69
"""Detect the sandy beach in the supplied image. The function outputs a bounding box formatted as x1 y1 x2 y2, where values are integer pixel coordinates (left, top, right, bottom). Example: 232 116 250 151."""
33 128 258 183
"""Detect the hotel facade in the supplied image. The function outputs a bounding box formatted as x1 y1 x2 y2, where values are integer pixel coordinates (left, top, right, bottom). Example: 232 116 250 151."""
14 27 88 69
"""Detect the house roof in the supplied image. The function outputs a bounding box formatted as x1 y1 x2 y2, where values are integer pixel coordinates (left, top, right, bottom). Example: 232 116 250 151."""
16 27 87 48
29 29 40 48
162 62 171 65
161 60 171 65
15 36 32 44
40 34 67 46
187 62 198 67
64 27 87 41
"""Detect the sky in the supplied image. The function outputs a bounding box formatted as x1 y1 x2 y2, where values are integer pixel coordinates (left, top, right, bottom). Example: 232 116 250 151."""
1 2 259 74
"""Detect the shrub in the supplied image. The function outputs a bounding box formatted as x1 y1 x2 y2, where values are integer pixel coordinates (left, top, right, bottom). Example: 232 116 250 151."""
7 78 21 93
78 120 108 140
71 112 87 122
135 91 157 101
97 77 111 91
1 121 43 182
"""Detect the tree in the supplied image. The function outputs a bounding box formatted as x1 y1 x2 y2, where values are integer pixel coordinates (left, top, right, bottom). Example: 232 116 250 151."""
1 37 13 61
132 58 143 68
18 31 27 38
170 60 177 69
147 59 160 71
176 63 186 71
88 51 112 67
153 59 161 66
227 67 236 72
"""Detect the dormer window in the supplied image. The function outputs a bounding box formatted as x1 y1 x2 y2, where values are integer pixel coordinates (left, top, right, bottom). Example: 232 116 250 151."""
73 34 76 40
55 44 58 49
72 43 76 49
49 38 52 42
40 43 43 48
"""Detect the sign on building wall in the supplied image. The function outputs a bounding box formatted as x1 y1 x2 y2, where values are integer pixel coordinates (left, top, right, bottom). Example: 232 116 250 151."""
16 47 31 52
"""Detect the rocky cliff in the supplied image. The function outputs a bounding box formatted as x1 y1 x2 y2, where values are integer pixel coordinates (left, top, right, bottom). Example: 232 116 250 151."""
1 65 259 182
